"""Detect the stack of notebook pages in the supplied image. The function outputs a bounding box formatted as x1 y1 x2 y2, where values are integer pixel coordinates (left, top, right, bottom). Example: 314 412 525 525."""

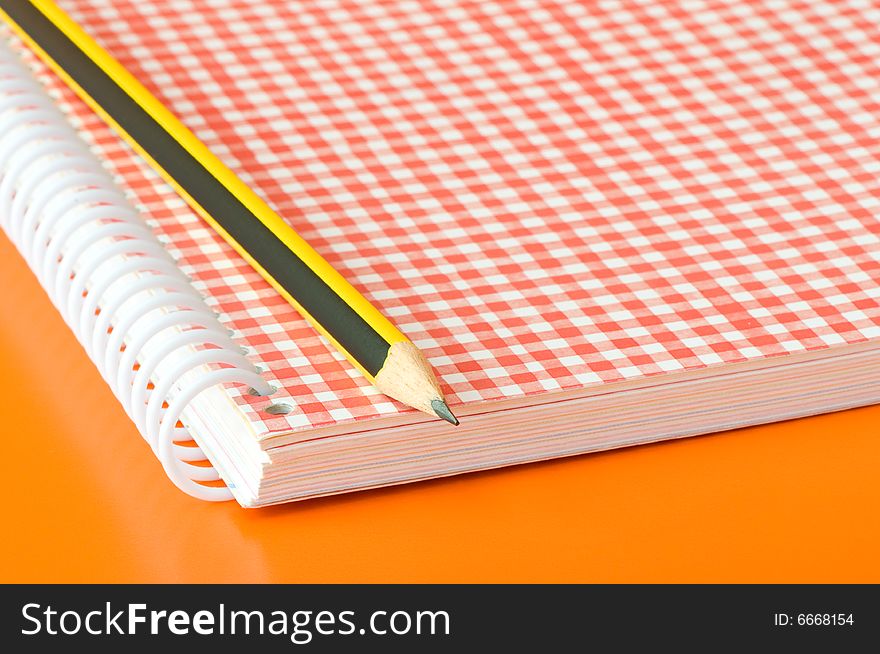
2 0 879 506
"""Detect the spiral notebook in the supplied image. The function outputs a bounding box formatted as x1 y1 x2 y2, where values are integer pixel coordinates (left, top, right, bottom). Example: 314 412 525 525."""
2 0 879 506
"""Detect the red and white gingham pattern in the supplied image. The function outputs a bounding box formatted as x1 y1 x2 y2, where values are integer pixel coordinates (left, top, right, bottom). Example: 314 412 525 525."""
18 0 880 433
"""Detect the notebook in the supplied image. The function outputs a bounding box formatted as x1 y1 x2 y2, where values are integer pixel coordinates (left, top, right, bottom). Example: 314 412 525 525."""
1 0 879 506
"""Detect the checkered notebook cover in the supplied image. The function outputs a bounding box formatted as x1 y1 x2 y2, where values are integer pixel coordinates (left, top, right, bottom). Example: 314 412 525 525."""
16 0 880 436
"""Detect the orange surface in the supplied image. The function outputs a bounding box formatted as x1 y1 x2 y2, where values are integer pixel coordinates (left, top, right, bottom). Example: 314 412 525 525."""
0 231 878 584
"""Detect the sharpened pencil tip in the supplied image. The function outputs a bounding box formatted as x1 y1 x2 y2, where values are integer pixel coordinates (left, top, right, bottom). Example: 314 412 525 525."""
431 399 459 426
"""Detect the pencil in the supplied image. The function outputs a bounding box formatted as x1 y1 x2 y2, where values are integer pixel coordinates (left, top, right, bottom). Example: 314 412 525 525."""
0 0 459 425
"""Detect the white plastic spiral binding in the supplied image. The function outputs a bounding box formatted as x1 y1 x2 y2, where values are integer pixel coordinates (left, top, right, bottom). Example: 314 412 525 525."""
0 43 274 501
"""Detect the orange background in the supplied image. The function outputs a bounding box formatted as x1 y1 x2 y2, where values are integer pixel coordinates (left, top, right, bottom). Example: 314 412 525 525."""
1 231 878 583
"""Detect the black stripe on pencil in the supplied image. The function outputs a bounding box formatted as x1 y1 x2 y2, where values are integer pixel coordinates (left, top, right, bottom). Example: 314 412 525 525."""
8 0 390 375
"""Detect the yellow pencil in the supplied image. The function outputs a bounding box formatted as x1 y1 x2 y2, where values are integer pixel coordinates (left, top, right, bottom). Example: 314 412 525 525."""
0 0 458 424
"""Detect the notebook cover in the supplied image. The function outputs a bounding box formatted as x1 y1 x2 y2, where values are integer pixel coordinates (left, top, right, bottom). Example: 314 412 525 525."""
11 0 879 436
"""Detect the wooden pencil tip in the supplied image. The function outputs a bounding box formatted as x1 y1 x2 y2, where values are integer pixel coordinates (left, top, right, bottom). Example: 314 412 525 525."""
431 399 459 426
375 341 460 423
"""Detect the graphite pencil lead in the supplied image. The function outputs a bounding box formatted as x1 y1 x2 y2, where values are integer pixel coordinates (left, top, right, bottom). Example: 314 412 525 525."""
431 399 459 426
